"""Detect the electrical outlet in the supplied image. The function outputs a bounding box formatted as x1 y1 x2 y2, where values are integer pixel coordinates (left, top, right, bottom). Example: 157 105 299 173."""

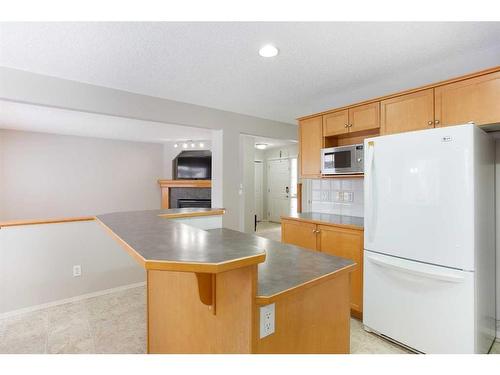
343 191 354 202
334 191 343 202
259 303 275 338
73 265 82 277
321 191 330 202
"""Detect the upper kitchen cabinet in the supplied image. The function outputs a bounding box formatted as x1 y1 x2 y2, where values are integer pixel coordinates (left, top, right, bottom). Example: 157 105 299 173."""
381 88 435 135
434 71 500 127
348 102 380 133
323 103 380 137
323 110 349 136
299 116 323 178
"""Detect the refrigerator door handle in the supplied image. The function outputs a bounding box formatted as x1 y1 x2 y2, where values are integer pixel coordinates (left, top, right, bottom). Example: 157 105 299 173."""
365 141 375 242
366 253 466 283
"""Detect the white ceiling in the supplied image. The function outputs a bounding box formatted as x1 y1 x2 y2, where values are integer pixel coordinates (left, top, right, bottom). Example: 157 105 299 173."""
1 22 499 124
0 100 212 143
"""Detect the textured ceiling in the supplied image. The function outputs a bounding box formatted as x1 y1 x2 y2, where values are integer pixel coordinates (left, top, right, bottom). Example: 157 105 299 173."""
1 22 499 124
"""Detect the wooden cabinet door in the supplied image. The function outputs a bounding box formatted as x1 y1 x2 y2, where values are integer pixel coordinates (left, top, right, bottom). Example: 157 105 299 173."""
435 71 500 127
348 102 380 133
381 88 435 135
318 225 363 317
299 116 323 178
281 219 318 251
323 110 349 136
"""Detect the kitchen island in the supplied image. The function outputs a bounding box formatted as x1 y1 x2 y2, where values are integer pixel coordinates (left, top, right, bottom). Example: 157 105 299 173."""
97 208 355 354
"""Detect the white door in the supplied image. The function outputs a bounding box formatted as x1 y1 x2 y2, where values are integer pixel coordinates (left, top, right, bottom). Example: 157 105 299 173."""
364 250 475 353
364 125 475 270
254 161 264 221
267 159 291 222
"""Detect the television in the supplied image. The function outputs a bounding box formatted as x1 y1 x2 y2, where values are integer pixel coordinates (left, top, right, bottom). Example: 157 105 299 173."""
172 150 212 180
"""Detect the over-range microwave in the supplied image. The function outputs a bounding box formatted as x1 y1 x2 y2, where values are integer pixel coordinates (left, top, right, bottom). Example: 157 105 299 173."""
321 144 364 175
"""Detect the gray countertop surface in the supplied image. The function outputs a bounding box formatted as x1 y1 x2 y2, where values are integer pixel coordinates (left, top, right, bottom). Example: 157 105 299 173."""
285 212 364 229
97 208 265 264
206 228 354 297
97 208 355 298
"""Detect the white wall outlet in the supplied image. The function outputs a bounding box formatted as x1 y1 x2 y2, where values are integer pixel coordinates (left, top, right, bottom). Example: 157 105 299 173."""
321 191 330 202
72 265 82 277
343 191 354 202
259 303 275 338
334 191 343 202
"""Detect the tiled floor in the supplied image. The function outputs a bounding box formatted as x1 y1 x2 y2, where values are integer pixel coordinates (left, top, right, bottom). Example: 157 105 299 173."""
256 221 281 242
2 285 498 354
0 286 146 354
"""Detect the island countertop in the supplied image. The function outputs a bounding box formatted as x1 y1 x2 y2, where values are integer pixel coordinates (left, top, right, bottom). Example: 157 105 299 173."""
97 208 266 273
206 228 354 302
97 208 355 300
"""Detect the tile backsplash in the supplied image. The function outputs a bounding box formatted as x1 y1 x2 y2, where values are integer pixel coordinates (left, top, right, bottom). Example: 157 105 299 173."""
309 178 364 217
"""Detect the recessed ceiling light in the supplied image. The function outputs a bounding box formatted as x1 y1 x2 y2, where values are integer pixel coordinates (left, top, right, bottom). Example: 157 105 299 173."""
259 44 279 58
174 143 178 148
199 142 204 148
255 143 268 150
182 143 188 148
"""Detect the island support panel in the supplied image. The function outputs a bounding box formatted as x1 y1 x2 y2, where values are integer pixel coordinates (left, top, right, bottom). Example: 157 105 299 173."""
147 265 257 353
254 272 351 354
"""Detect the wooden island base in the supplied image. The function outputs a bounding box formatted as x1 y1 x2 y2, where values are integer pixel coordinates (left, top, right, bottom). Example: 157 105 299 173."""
147 265 351 354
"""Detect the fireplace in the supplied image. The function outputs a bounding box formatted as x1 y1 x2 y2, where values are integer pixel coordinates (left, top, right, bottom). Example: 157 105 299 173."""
158 180 212 209
177 199 211 208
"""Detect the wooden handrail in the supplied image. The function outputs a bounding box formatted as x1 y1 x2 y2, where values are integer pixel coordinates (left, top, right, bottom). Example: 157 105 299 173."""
0 216 96 228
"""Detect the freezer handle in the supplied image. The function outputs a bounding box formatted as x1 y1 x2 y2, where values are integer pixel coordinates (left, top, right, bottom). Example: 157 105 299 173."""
366 253 466 283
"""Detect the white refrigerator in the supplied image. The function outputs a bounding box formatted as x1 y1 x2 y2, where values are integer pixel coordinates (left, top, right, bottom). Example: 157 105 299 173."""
363 124 496 354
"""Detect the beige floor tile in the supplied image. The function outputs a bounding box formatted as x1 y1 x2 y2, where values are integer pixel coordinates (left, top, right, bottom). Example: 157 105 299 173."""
0 310 48 354
256 221 281 242
0 286 495 355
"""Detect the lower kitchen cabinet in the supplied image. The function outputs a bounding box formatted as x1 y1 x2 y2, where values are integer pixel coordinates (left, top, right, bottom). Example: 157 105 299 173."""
281 218 318 250
281 218 364 318
317 225 363 319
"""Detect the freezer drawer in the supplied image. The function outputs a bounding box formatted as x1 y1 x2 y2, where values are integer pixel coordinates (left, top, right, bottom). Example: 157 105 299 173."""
363 251 475 353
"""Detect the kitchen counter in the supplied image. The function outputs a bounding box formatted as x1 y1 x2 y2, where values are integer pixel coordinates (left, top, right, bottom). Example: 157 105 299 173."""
97 208 265 273
283 211 364 230
97 207 355 354
206 228 354 301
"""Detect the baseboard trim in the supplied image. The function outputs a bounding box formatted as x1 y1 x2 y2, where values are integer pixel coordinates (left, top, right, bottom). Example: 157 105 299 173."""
0 281 146 320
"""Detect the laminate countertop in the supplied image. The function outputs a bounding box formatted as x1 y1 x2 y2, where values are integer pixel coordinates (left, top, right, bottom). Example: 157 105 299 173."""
97 208 266 273
97 208 355 299
206 228 354 301
283 212 364 230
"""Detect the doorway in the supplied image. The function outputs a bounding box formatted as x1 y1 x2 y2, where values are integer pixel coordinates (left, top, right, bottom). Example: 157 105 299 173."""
267 157 298 223
254 161 264 221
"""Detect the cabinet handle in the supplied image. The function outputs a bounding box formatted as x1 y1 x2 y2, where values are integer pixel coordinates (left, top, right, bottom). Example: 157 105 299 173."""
434 120 440 125
349 124 353 128
344 124 348 128
427 121 433 126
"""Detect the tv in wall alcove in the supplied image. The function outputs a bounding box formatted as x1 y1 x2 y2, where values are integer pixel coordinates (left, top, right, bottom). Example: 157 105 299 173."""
172 150 212 180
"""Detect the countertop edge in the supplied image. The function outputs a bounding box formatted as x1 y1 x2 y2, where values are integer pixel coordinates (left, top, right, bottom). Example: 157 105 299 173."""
281 215 364 230
255 262 356 304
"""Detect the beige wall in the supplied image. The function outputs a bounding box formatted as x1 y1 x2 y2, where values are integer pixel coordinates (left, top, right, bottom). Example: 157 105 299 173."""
0 129 163 220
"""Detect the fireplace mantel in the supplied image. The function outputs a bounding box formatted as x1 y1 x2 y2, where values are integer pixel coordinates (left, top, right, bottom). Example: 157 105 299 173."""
158 179 211 209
